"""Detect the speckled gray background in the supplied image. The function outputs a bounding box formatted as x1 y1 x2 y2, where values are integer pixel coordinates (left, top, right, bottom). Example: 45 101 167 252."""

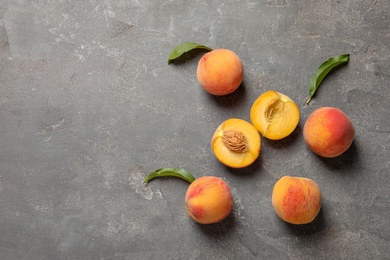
0 0 389 259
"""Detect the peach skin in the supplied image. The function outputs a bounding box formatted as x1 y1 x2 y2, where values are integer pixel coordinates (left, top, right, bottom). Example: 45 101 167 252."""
197 49 243 95
272 176 321 225
303 107 354 158
185 176 233 224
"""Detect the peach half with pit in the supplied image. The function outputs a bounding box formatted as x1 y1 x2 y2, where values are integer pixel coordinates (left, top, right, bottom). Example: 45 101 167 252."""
197 49 243 96
272 176 322 225
185 176 233 224
250 90 300 140
303 107 355 158
211 118 261 168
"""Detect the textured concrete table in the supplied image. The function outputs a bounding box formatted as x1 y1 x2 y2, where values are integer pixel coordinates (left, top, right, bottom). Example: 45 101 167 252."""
1 1 389 259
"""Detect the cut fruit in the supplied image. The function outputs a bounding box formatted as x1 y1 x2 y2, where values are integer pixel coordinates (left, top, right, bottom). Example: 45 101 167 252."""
250 90 300 140
211 118 261 168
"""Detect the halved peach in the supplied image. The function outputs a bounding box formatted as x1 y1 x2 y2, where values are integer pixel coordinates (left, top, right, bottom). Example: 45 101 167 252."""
250 90 300 140
211 118 261 168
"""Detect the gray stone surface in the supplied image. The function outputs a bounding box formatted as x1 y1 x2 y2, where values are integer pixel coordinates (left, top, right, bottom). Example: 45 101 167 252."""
1 0 389 259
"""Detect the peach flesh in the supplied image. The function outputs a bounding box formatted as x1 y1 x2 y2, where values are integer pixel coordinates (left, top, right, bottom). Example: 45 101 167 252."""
250 90 300 140
272 176 321 225
196 49 243 96
303 107 354 158
211 118 261 168
185 176 233 224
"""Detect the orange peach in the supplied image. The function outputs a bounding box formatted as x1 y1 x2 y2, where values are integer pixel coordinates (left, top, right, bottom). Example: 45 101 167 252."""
196 49 243 95
211 118 261 168
272 176 321 225
185 176 233 224
303 107 355 158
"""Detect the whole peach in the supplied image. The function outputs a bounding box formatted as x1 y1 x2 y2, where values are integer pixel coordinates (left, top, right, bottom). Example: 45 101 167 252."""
303 107 355 158
196 49 243 95
272 176 321 225
185 176 233 224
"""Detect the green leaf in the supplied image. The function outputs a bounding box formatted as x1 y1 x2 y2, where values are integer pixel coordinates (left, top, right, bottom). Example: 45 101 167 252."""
168 42 212 64
143 168 196 183
306 54 350 105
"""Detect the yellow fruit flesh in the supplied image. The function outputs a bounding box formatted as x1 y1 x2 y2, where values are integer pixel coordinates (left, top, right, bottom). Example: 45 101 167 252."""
250 91 300 140
212 118 261 168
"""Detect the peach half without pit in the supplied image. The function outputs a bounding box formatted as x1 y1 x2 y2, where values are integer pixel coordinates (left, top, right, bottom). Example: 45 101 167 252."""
196 49 243 96
211 118 261 168
272 176 322 225
250 90 300 140
303 107 355 158
185 176 233 224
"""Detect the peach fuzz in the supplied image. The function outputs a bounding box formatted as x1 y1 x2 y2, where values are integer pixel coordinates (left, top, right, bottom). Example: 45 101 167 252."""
185 176 233 224
303 107 355 158
272 176 321 225
196 49 243 96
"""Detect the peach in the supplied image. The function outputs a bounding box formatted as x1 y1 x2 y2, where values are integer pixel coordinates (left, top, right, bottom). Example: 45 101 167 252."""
196 49 243 95
211 118 261 168
303 107 355 158
250 90 300 140
272 176 321 225
185 176 233 224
